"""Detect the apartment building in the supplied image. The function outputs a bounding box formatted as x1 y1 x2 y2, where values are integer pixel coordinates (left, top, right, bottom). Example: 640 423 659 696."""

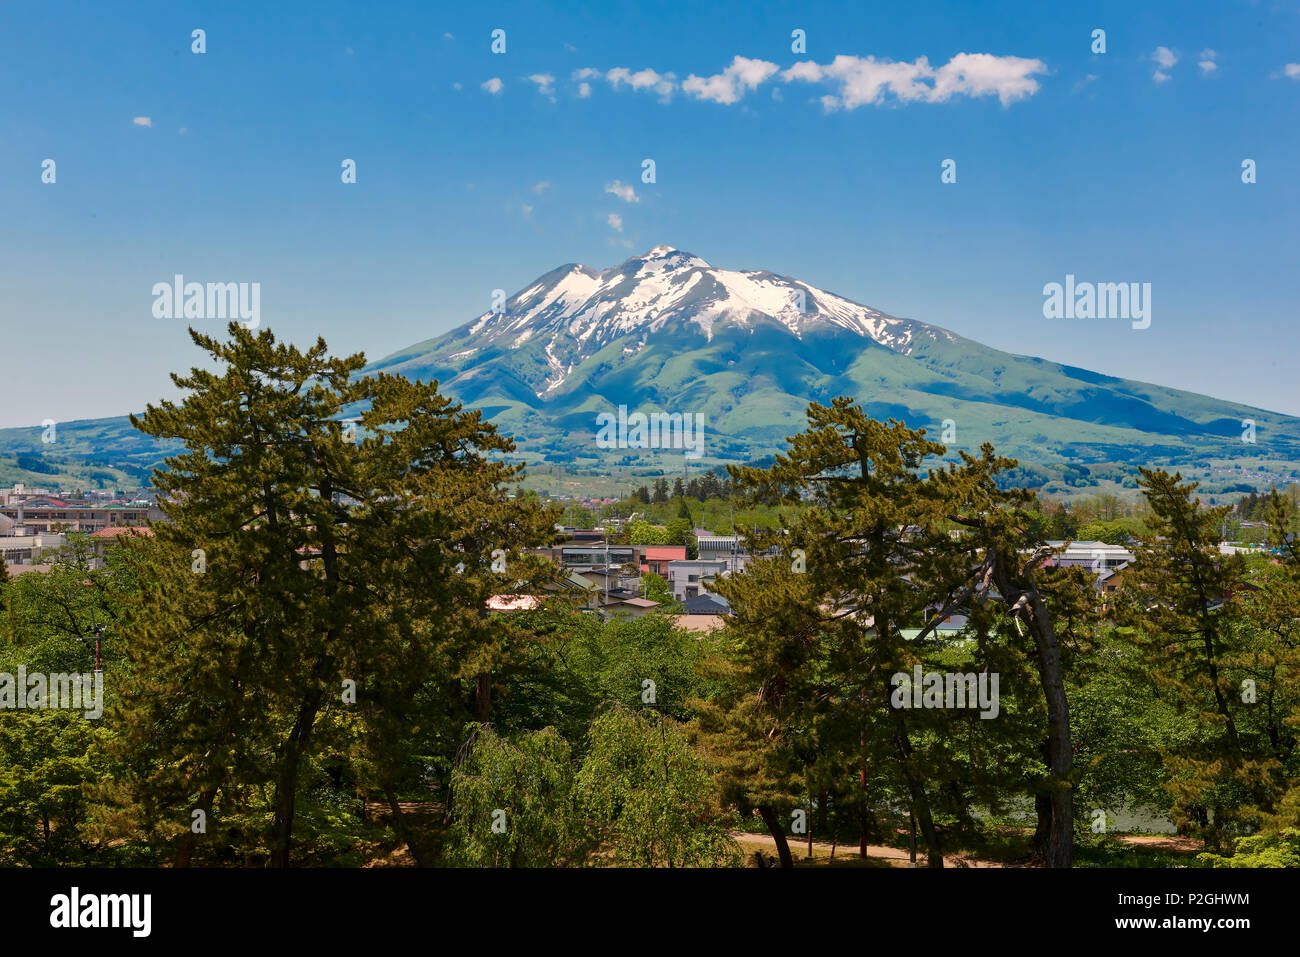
666 559 729 601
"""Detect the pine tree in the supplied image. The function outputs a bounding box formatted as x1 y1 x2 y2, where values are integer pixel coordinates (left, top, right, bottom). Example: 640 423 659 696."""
712 399 976 866
651 478 668 504
1119 468 1267 847
708 399 1090 867
112 323 556 867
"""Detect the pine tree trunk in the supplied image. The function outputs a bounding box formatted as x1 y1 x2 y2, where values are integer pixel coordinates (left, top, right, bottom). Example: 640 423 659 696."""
886 687 944 867
174 787 218 868
757 805 794 869
385 788 428 867
474 672 492 722
1033 790 1052 854
1026 586 1074 868
1033 738 1052 854
269 691 323 867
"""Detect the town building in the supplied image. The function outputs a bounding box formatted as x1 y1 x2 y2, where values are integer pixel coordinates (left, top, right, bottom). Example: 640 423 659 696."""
640 545 686 577
667 559 729 601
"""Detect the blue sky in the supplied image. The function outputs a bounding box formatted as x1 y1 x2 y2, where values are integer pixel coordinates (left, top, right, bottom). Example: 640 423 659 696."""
2 0 1298 428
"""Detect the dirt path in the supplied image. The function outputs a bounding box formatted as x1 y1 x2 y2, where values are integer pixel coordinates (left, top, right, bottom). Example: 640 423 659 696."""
731 829 1201 867
729 830 1004 868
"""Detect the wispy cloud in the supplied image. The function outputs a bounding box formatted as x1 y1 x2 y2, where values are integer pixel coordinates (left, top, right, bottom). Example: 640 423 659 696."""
532 180 552 195
784 53 1047 108
528 73 556 100
1198 49 1218 75
607 213 624 232
605 180 639 203
564 51 1047 110
576 66 677 101
683 56 779 104
481 77 504 95
1151 46 1178 83
1280 63 1300 80
132 116 152 127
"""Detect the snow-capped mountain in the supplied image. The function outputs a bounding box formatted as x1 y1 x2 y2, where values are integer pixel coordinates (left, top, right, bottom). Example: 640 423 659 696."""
464 244 924 366
7 247 1297 483
360 246 1300 471
375 245 951 401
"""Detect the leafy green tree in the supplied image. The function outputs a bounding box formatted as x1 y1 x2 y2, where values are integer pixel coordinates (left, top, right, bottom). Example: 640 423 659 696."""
641 571 674 606
626 520 669 545
443 724 589 867
0 537 135 865
0 712 105 866
1199 828 1300 868
578 708 739 867
664 517 692 547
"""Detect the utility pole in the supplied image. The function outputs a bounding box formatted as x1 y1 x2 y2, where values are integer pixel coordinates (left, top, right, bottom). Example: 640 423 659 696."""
80 607 104 673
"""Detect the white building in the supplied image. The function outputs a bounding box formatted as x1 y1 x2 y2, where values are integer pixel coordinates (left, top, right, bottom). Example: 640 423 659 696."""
667 559 729 601
1046 540 1135 573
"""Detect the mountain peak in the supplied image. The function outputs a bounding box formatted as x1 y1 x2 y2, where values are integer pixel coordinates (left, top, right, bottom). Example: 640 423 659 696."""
623 244 711 270
416 250 931 395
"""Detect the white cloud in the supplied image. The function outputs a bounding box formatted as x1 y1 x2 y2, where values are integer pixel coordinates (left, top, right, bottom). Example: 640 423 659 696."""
481 77 504 95
132 116 152 127
566 51 1047 110
784 52 1046 108
453 82 462 91
1285 63 1300 79
443 32 454 40
1198 49 1218 74
532 180 552 195
574 66 676 99
1151 46 1178 83
1072 73 1098 94
607 213 623 232
602 67 677 100
683 55 779 104
528 73 556 99
782 61 824 83
522 204 534 217
605 180 639 203
931 53 1047 105
608 67 668 90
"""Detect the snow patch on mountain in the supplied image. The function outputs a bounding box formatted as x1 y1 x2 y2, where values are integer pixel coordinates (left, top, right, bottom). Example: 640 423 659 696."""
439 246 928 389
